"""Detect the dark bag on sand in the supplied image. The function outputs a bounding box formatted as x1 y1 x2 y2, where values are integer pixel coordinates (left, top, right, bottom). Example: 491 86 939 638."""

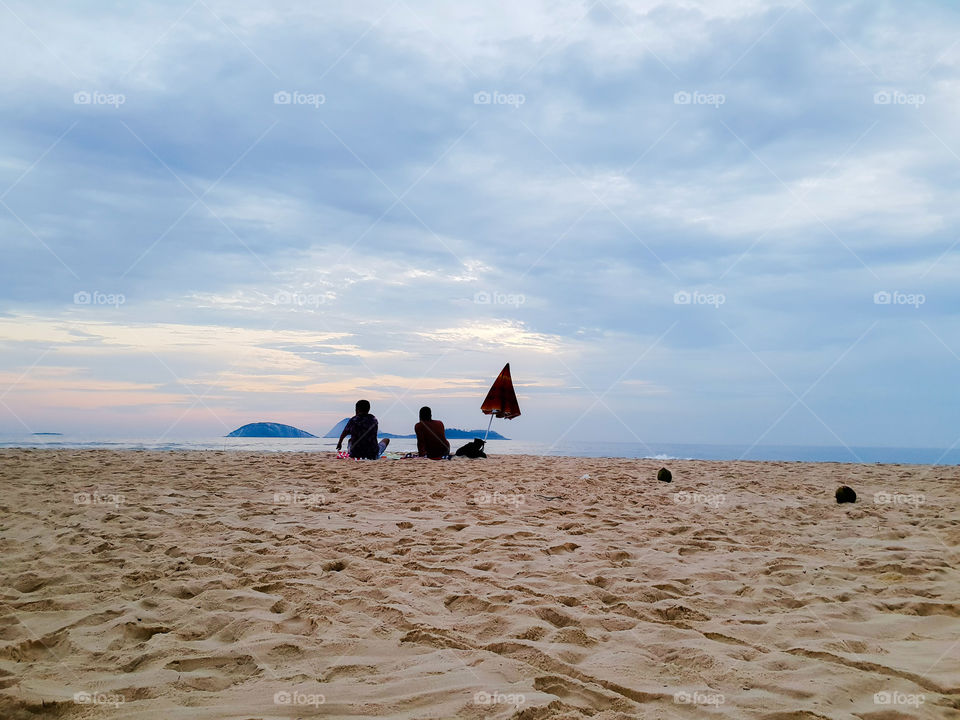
455 439 487 458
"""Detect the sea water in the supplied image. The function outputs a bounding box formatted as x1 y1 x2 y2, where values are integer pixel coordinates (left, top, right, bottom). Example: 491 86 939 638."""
1 434 958 464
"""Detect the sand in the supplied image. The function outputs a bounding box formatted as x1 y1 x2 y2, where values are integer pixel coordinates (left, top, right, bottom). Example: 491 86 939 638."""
0 450 958 719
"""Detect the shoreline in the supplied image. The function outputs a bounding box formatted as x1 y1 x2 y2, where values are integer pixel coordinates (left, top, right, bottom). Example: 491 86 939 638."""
1 446 958 468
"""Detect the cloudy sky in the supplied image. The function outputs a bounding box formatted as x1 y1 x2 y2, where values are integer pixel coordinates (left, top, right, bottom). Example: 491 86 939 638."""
1 0 959 447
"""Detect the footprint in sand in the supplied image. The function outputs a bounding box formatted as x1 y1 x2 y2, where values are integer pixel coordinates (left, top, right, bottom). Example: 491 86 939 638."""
444 595 494 613
515 625 549 640
651 603 710 623
535 606 580 628
164 655 261 692
550 626 596 646
122 622 171 642
10 574 47 593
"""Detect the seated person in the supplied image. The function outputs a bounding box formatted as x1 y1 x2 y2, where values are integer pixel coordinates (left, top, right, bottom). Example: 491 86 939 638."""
414 406 450 459
336 399 389 459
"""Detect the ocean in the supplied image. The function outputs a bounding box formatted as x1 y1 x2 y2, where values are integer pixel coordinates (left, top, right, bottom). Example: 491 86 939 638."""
1 435 958 464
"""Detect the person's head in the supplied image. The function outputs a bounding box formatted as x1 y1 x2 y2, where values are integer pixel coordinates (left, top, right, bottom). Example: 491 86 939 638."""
355 399 371 415
419 406 432 421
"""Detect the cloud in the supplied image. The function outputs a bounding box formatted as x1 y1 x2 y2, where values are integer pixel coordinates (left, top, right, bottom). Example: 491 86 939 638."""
418 321 565 352
2 1 960 444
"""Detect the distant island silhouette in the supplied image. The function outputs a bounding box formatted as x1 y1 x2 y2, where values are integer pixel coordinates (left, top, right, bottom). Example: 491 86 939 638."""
225 419 509 440
226 422 317 438
322 418 508 441
32 432 63 436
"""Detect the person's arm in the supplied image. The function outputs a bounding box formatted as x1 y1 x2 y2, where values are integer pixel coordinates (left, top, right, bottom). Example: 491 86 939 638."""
439 422 450 453
415 423 426 456
336 419 353 451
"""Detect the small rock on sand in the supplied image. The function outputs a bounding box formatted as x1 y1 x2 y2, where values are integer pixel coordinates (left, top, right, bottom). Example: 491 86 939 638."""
835 486 857 504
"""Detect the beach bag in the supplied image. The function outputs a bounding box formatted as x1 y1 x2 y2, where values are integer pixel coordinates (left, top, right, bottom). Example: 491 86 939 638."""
455 439 487 458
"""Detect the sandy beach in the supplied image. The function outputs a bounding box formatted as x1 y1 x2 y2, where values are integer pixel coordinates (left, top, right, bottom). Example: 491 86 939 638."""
1 450 957 719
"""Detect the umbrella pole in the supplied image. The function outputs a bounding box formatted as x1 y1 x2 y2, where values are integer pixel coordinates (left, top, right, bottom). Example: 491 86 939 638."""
482 414 494 443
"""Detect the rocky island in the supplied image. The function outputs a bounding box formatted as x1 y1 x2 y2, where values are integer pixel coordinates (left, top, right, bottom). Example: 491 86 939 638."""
226 422 316 438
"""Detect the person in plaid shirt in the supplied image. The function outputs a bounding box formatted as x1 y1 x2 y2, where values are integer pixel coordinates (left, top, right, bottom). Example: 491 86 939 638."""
336 399 389 459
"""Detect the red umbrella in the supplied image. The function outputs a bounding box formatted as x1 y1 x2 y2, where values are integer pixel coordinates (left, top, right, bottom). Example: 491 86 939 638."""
481 363 521 441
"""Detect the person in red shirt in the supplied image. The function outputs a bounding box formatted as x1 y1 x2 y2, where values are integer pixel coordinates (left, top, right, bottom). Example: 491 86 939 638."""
414 406 450 459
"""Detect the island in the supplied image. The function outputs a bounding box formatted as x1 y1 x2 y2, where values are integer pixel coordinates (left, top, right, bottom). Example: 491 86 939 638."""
226 422 317 438
323 419 508 440
32 432 64 436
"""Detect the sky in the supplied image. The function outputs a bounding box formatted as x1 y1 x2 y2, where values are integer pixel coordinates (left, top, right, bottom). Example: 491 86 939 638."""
1 0 959 448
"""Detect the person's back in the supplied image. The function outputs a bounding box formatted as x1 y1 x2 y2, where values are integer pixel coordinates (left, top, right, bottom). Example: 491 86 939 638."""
415 406 449 459
338 400 380 459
